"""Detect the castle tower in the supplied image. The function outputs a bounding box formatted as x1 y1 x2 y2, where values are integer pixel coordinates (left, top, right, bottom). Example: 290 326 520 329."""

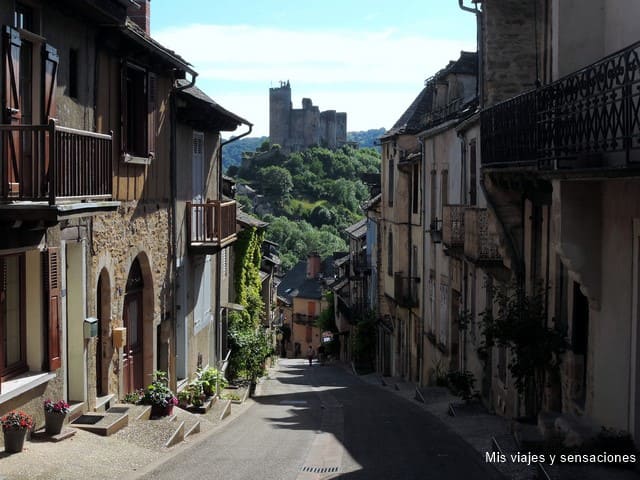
269 81 292 149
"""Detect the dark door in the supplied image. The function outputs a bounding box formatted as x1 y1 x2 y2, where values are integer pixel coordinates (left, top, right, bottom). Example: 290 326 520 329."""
123 259 144 393
96 276 103 396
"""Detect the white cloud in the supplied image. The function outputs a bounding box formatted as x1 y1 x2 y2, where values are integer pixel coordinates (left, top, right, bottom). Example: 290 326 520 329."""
155 24 476 136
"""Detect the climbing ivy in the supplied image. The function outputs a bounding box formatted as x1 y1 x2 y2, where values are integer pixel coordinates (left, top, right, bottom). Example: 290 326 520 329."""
228 227 272 380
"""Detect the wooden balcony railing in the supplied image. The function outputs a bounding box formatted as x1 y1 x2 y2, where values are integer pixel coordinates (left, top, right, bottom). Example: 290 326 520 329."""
1 120 112 203
187 200 237 250
464 208 501 265
442 204 466 251
481 40 640 169
394 273 420 308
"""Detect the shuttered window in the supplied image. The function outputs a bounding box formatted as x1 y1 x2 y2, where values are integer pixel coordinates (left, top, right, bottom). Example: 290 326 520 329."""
122 63 156 163
0 254 26 380
43 248 61 371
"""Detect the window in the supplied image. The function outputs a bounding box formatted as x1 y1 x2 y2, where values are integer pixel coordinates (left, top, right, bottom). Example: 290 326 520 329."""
430 170 437 226
387 230 393 276
122 63 156 163
1 255 26 378
412 164 419 214
14 3 35 32
469 140 477 205
69 48 78 99
439 282 449 346
388 156 394 207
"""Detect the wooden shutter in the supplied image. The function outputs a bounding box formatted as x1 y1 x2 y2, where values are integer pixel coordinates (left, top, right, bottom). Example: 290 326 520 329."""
120 61 128 154
147 71 156 158
3 26 22 197
0 258 5 383
42 43 58 121
43 247 61 371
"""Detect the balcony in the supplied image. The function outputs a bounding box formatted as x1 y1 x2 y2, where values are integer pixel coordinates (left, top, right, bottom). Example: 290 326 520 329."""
442 205 466 254
0 121 114 222
352 253 371 275
464 208 501 266
394 273 419 308
187 200 237 253
481 40 640 170
293 313 318 325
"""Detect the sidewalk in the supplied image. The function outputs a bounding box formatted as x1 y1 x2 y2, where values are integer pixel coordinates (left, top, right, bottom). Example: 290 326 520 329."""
0 387 253 480
355 370 640 480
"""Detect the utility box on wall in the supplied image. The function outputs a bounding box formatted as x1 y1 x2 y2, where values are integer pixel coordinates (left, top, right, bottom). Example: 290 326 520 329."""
84 317 98 338
112 327 126 349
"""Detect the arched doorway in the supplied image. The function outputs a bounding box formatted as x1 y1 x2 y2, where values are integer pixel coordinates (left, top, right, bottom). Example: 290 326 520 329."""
96 269 111 397
123 258 144 393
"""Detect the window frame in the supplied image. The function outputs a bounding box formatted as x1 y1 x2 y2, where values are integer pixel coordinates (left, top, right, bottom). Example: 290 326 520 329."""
0 254 27 381
121 61 156 165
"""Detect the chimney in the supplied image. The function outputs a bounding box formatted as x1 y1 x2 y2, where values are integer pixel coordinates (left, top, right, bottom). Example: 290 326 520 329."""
128 0 151 35
306 252 321 279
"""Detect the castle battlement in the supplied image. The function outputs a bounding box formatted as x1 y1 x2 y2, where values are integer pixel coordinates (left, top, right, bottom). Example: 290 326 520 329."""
269 82 347 153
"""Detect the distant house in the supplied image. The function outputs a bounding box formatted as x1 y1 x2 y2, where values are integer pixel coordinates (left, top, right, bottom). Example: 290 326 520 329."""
277 253 336 357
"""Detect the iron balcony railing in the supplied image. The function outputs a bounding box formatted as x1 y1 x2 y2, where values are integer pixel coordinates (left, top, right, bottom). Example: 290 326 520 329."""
394 273 420 308
481 40 640 169
464 208 501 265
442 204 466 251
1 120 112 203
187 200 237 249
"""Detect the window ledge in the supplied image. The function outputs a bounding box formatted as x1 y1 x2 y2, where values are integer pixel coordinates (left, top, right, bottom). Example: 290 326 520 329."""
122 153 153 165
0 372 56 404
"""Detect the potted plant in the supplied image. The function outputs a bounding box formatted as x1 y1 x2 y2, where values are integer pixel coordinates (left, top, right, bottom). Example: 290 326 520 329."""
1 410 34 453
196 366 228 397
140 371 178 417
43 399 70 435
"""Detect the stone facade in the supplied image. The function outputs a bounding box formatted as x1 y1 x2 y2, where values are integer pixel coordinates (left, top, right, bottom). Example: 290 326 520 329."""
269 82 347 153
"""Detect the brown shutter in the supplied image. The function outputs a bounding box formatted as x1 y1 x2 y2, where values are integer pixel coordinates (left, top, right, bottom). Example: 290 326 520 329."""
43 247 61 371
147 71 156 158
3 26 22 197
0 258 5 382
42 43 58 121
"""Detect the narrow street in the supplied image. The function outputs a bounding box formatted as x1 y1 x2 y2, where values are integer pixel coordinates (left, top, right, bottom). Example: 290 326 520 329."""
138 359 502 480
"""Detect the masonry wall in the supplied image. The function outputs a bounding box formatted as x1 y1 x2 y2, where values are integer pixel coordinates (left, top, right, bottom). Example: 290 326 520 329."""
482 0 543 106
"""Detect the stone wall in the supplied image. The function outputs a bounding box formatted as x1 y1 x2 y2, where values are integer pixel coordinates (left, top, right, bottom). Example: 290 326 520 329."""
88 201 172 398
482 0 544 106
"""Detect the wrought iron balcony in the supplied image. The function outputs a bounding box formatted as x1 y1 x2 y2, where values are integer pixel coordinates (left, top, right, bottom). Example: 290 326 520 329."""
394 273 419 308
187 200 237 252
464 208 501 265
481 40 640 169
0 120 112 203
442 205 466 253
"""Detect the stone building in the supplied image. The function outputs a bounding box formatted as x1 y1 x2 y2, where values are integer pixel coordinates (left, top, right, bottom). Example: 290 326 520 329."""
0 0 249 442
269 81 347 153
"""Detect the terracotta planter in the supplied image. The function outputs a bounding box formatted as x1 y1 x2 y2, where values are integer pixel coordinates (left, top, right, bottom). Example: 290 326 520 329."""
3 428 28 453
150 404 174 418
45 411 67 435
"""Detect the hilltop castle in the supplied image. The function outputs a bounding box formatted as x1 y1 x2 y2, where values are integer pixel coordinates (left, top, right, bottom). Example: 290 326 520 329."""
269 81 347 153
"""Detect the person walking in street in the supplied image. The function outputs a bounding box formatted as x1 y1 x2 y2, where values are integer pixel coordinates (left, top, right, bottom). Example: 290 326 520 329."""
307 345 315 366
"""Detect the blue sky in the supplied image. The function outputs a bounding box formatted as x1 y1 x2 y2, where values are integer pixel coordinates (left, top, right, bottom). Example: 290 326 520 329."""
153 1 477 137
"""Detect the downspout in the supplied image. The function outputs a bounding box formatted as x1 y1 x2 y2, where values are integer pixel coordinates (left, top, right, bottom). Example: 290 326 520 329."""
170 71 197 381
215 122 253 362
458 0 483 107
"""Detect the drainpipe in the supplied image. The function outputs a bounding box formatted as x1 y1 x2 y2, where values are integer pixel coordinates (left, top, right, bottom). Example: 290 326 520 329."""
417 135 426 385
169 72 197 385
458 0 483 107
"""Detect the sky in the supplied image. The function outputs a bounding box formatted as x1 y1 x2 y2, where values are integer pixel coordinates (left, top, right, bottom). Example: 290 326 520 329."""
152 1 477 138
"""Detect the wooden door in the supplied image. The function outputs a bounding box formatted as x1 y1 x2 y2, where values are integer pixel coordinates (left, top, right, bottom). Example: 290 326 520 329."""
123 291 143 393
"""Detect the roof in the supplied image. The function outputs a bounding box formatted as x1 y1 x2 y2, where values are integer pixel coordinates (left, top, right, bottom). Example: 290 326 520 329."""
121 19 196 76
345 218 367 239
277 262 322 302
381 85 434 139
363 193 381 211
177 79 251 131
435 51 478 78
236 209 268 228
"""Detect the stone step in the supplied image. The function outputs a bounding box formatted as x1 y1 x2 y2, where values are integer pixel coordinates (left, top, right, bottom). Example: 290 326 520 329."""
108 404 151 422
113 411 185 449
173 407 212 439
69 411 128 436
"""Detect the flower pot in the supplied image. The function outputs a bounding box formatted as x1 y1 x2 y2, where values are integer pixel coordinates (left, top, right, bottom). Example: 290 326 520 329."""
45 411 67 435
3 428 28 453
150 404 173 418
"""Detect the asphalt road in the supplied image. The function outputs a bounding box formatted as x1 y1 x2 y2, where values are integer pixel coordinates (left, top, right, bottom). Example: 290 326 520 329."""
138 359 502 480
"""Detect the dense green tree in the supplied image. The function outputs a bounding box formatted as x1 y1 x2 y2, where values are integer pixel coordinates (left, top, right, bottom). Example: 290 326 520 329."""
257 166 293 202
